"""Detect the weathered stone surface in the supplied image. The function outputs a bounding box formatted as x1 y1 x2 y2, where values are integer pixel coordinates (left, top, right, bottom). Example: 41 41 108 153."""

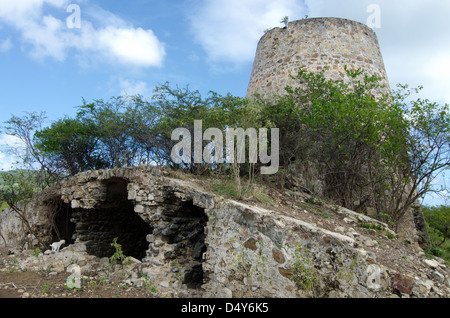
431 271 445 283
243 238 258 251
272 248 286 264
247 18 390 100
423 259 440 269
365 264 390 292
366 207 377 217
1 165 448 298
392 273 415 295
412 280 434 297
278 267 293 279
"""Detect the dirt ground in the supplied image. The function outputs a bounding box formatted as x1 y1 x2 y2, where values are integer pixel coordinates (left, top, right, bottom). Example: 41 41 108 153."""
0 252 160 299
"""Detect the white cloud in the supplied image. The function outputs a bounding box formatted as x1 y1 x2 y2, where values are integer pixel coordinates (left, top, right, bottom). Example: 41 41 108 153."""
0 134 25 149
0 37 12 52
0 0 166 68
0 151 18 171
0 0 70 28
117 78 149 96
97 27 165 67
0 134 25 171
188 0 306 66
421 52 450 104
303 0 450 104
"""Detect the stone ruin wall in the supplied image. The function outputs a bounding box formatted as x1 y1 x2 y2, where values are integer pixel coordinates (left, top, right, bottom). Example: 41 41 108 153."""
2 166 443 298
246 17 391 99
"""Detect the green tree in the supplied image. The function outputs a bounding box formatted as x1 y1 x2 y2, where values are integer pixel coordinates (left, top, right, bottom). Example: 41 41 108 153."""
2 112 60 187
0 170 46 249
256 67 406 209
383 85 450 228
423 205 450 247
76 96 139 168
152 83 246 173
34 117 107 175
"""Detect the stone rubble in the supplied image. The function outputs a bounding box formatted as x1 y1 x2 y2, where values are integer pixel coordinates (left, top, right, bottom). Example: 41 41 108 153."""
0 166 449 298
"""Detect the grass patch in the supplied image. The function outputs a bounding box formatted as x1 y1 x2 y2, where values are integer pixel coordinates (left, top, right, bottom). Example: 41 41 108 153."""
304 197 323 206
1 202 9 211
357 222 384 231
208 177 274 206
209 178 240 198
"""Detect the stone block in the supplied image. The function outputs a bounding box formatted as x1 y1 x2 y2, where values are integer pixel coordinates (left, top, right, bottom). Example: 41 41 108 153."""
423 259 440 269
134 205 145 213
71 200 81 209
392 273 415 295
366 207 377 217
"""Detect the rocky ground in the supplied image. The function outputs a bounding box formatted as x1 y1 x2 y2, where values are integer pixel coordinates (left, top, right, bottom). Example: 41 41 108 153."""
0 175 449 298
250 187 450 298
0 246 200 299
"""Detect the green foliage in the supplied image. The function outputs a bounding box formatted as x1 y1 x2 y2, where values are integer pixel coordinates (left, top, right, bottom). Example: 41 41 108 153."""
0 202 8 210
304 197 323 206
386 232 395 240
1 68 448 236
295 68 405 207
384 86 450 227
33 248 42 258
291 244 318 291
357 223 384 231
18 86 248 176
34 117 106 175
252 68 407 207
110 237 127 265
41 282 54 295
423 205 450 262
254 68 449 229
0 170 36 208
75 96 147 168
423 205 450 242
209 178 240 198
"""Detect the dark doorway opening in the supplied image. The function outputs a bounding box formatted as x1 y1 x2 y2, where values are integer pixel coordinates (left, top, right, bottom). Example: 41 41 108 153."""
159 199 208 289
77 178 152 260
52 202 76 245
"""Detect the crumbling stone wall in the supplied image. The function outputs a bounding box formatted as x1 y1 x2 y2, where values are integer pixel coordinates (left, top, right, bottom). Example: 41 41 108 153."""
203 200 392 298
2 166 426 297
57 166 210 289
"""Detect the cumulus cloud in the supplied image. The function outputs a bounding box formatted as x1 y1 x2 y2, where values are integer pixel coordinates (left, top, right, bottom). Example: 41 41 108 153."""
0 134 25 171
186 0 450 101
117 77 149 96
0 37 12 52
96 26 165 67
0 0 166 68
0 151 18 171
304 0 450 103
187 0 307 66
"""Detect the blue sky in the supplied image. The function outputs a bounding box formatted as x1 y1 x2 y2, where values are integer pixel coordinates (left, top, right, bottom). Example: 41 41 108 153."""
0 0 449 205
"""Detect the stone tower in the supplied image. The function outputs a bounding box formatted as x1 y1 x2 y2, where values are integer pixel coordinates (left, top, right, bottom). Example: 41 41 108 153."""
246 17 390 99
245 18 428 246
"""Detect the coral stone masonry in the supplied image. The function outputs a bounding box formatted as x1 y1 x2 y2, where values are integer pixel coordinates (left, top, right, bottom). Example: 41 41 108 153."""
247 17 390 99
1 166 449 298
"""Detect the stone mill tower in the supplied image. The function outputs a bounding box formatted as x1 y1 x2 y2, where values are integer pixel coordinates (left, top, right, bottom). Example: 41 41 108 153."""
246 17 390 99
